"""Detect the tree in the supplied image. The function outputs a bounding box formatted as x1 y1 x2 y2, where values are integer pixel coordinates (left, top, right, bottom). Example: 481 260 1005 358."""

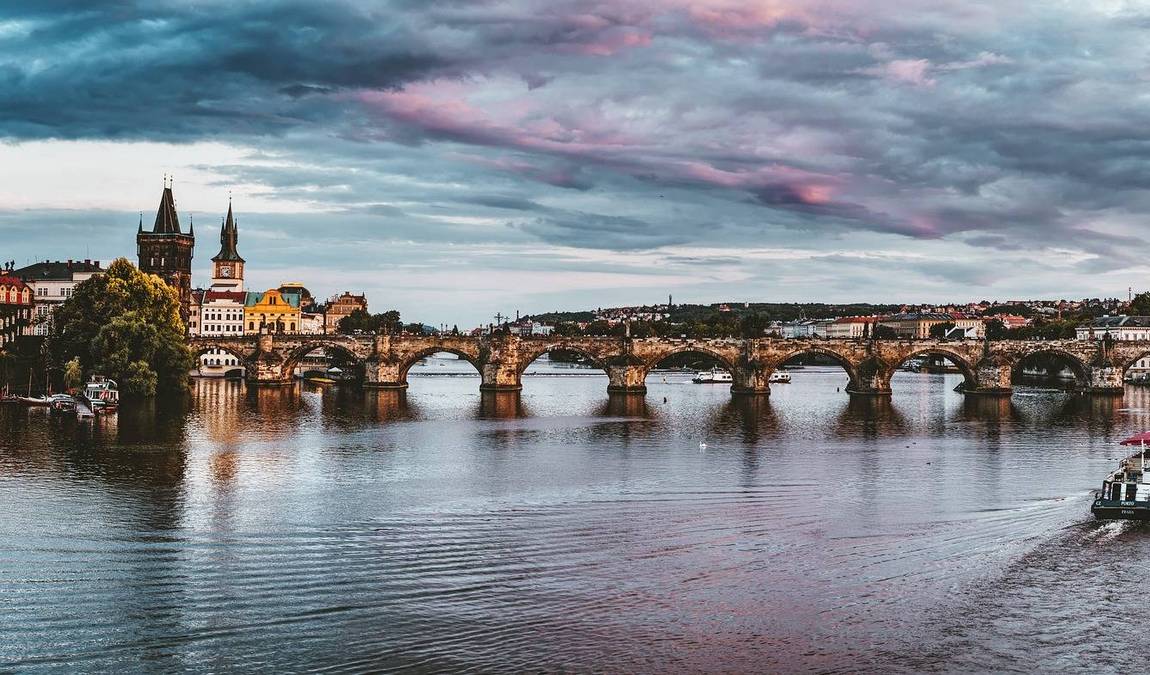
740 313 770 338
1130 292 1150 316
48 258 193 397
63 357 83 391
381 310 402 334
337 309 377 333
985 319 1008 341
929 321 957 339
873 324 898 339
337 309 403 335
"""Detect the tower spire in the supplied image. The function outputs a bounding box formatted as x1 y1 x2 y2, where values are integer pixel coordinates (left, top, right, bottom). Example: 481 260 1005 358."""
211 198 244 263
152 180 182 234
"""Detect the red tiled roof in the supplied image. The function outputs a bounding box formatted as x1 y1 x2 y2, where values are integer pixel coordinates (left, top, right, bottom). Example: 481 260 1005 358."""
204 290 247 302
0 275 30 290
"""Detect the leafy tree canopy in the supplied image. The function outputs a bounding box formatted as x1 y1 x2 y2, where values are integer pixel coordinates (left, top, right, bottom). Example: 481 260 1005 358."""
337 309 402 334
1129 292 1150 316
48 258 192 396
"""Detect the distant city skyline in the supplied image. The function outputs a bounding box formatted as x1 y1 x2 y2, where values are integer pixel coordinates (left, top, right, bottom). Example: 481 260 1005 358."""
3 2 1149 325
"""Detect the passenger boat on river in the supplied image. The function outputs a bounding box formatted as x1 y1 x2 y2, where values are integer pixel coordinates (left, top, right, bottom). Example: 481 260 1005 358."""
692 368 733 384
1092 432 1150 520
78 376 119 414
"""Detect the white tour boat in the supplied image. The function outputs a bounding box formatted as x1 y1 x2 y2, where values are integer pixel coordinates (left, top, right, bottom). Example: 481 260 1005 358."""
691 368 733 384
769 372 791 384
79 376 119 414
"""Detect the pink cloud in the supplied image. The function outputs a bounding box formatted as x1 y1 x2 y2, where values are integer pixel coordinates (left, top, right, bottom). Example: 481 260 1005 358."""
860 59 936 86
361 79 850 211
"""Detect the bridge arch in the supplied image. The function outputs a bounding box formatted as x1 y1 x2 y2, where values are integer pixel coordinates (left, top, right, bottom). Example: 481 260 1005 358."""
281 341 365 381
516 344 609 376
1119 350 1150 384
642 345 738 373
891 348 978 390
189 341 254 374
398 346 484 381
1010 348 1089 389
773 347 860 383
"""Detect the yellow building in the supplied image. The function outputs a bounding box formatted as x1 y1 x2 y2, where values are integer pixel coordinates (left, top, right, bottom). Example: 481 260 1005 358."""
244 288 302 334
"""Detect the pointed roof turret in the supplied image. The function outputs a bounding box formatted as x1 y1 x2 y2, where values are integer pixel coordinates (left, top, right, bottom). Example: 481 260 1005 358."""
152 179 182 234
211 199 244 262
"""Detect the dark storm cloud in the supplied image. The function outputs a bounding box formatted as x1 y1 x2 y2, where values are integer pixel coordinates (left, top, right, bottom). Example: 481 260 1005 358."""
0 0 451 139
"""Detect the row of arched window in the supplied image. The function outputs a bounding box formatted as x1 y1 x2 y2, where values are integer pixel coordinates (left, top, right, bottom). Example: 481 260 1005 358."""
0 286 31 305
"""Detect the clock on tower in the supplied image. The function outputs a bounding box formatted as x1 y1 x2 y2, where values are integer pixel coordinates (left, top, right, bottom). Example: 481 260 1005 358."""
220 265 232 278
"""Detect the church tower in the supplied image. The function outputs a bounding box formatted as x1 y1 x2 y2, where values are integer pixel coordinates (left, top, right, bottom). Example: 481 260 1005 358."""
210 200 245 292
137 178 195 325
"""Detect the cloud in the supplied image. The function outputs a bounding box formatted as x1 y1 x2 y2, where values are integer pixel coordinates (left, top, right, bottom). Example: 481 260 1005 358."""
4 0 1150 322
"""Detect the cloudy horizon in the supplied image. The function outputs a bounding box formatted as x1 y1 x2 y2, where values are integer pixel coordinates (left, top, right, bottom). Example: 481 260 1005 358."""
3 1 1149 325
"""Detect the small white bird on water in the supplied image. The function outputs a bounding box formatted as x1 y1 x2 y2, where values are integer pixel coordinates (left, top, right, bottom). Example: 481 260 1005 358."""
698 441 707 450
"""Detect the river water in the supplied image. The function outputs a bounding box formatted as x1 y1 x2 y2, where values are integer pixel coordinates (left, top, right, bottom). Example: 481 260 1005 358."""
2 357 1148 672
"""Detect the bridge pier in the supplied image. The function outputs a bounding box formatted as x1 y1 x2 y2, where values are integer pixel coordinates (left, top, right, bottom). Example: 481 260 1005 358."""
363 361 408 389
480 363 522 391
731 366 770 396
1086 364 1124 395
247 334 293 386
844 357 892 397
605 362 647 395
963 358 1013 396
480 336 523 391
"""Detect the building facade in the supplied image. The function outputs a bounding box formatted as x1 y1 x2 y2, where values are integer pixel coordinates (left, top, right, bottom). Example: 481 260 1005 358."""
879 312 985 339
324 292 368 334
1076 316 1150 342
0 270 33 350
245 289 301 334
826 317 875 339
14 260 104 336
138 180 195 326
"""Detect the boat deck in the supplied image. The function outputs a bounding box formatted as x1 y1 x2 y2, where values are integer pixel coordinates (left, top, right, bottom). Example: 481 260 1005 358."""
1122 453 1148 472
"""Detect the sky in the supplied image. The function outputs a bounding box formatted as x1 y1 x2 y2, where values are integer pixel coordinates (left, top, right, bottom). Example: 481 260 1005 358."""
2 0 1149 326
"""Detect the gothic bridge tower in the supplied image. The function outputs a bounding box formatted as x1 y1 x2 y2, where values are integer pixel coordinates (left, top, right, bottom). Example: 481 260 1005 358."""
137 178 195 325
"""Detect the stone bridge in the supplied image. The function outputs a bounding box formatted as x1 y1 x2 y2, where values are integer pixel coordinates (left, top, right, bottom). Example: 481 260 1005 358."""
188 334 1150 397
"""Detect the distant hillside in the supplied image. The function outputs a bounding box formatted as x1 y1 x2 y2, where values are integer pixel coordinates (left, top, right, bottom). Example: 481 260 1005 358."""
522 310 598 323
526 303 902 324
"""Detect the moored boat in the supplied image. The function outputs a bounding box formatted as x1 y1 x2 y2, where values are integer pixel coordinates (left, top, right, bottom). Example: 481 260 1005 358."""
769 372 791 384
692 368 733 384
49 395 76 415
17 395 51 406
78 376 119 414
1092 432 1150 520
